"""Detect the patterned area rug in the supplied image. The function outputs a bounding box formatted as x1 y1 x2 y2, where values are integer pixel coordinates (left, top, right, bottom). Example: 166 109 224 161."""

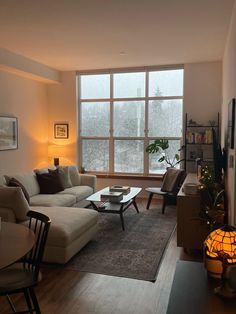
64 206 176 281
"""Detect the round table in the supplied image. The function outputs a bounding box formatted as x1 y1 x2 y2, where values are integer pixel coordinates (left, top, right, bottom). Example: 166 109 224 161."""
0 222 35 270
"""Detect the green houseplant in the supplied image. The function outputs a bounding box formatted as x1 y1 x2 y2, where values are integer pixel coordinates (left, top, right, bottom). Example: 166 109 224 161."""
146 139 183 168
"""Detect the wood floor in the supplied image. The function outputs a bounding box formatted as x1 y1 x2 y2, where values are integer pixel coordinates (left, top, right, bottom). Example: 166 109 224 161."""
0 199 196 314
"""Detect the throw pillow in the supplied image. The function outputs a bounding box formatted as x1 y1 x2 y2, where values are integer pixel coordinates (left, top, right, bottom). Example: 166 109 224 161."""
49 166 73 189
68 165 81 186
36 169 64 194
7 177 30 204
0 187 30 221
34 166 56 174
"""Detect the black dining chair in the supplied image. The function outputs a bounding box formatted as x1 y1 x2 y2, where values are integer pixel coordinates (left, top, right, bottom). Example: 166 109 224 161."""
0 210 51 314
145 168 186 214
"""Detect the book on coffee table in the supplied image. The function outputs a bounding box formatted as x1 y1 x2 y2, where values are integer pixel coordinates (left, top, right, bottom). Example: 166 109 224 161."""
109 185 130 195
100 191 123 203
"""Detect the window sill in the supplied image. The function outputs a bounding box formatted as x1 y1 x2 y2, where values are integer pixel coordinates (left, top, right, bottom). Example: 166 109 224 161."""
86 173 163 181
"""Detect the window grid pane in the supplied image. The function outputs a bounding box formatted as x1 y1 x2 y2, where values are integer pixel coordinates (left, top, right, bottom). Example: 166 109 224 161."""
114 140 144 173
81 102 110 137
82 140 109 172
81 74 110 99
149 69 184 97
114 101 145 137
113 72 145 98
148 99 183 137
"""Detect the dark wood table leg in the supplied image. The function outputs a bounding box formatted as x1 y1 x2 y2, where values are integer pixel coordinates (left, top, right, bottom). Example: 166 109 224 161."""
119 205 125 231
90 201 99 211
146 192 153 209
132 197 139 213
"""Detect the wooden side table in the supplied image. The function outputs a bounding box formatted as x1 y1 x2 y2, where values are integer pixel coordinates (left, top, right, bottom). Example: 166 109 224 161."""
0 222 35 270
167 261 236 314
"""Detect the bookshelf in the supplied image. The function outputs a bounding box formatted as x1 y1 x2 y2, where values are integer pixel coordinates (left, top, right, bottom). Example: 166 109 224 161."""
184 113 220 172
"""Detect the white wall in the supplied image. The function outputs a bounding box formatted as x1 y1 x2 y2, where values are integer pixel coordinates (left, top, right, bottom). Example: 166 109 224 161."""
222 1 236 225
47 71 77 166
0 71 49 175
184 61 222 124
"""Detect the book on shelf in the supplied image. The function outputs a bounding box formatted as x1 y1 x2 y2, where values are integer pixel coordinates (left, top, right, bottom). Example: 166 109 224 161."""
109 185 130 194
100 191 123 203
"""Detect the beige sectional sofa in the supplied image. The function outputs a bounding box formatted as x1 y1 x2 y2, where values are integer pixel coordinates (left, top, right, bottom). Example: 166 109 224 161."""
0 166 98 264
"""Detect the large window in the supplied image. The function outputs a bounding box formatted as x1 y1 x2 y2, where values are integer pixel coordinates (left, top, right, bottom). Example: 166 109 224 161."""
78 67 184 174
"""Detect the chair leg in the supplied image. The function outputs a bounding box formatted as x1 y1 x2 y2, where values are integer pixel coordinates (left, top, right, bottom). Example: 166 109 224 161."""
6 294 17 312
24 289 34 314
146 193 154 210
29 288 41 314
162 195 166 214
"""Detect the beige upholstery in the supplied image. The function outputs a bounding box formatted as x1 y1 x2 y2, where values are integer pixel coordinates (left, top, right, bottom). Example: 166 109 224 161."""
59 186 93 202
30 207 98 246
2 166 96 207
30 193 76 207
0 176 6 186
68 165 81 186
0 207 16 222
21 206 99 263
0 187 30 221
5 171 40 197
0 166 98 264
80 174 96 191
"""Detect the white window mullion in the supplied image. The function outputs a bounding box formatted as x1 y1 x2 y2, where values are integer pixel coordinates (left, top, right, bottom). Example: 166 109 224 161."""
77 75 83 169
144 70 149 175
110 73 114 173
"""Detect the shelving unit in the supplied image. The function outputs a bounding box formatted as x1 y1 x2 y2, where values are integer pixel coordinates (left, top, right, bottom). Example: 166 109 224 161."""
184 113 220 172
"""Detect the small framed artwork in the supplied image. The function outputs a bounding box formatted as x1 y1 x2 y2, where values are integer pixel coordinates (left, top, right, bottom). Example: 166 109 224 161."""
228 98 235 149
54 123 69 139
0 116 18 151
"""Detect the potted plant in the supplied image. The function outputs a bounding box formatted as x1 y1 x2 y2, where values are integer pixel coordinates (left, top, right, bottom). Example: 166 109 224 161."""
146 139 183 168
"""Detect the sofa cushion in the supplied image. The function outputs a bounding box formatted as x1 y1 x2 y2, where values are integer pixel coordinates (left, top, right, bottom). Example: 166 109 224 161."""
28 206 98 247
34 166 55 174
49 166 73 189
68 166 81 186
59 186 94 202
4 171 40 197
0 187 30 221
36 169 64 194
30 193 76 207
7 177 30 204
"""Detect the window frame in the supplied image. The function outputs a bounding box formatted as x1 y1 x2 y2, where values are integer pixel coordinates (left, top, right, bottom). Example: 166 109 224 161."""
77 65 184 175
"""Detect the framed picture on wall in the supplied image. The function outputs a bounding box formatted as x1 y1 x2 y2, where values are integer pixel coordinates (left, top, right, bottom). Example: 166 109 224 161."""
0 116 18 151
54 123 69 139
228 98 236 149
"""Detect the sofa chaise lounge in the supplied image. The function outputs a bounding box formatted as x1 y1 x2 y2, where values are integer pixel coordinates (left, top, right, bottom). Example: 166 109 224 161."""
0 165 98 264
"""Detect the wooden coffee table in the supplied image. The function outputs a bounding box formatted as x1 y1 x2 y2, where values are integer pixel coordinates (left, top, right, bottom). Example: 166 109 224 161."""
86 187 142 230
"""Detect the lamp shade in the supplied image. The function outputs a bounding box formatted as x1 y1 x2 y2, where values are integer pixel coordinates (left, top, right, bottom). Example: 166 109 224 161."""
204 225 236 264
48 145 66 158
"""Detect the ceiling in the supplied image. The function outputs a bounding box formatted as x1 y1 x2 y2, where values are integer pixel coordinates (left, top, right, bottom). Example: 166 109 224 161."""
0 0 235 71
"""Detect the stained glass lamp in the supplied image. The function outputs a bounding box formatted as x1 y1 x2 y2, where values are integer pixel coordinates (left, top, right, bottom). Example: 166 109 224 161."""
204 225 236 298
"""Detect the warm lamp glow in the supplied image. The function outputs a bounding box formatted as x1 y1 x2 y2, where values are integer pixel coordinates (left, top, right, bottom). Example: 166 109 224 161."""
204 225 236 264
48 145 67 167
48 145 67 158
204 225 236 298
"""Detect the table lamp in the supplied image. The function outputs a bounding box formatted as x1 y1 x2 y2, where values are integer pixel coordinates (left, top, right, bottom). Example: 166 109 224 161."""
48 145 66 167
204 225 236 298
